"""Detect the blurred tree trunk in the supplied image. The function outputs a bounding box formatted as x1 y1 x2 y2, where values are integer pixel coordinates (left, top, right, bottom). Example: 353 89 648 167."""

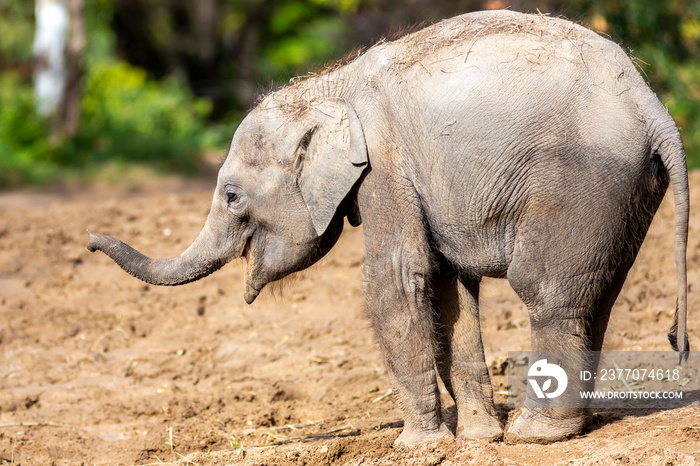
63 0 85 137
32 0 84 138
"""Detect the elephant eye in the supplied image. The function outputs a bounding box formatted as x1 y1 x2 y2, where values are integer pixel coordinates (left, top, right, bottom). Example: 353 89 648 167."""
225 187 247 216
227 191 239 204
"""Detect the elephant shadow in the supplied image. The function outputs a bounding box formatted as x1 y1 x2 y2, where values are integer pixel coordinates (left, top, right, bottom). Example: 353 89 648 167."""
585 393 700 433
437 393 700 440
488 393 700 438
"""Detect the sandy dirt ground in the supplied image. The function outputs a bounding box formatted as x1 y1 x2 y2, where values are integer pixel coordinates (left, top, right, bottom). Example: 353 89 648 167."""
1 171 700 465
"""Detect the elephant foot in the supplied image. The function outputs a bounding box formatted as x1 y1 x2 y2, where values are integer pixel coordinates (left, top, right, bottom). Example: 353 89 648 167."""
394 423 453 447
504 408 585 444
456 412 503 441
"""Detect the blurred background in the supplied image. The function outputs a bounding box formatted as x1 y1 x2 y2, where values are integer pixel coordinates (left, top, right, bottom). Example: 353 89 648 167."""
1 0 698 188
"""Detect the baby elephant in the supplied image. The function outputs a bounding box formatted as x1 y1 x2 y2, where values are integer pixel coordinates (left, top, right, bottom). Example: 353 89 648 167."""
88 10 689 444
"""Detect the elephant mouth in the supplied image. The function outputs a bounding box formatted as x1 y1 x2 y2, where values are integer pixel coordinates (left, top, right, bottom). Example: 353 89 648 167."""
242 237 252 262
241 235 260 304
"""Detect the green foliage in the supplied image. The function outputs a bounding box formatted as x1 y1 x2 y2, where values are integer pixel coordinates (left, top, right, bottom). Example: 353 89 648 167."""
311 0 362 14
263 2 349 72
0 0 35 63
655 59 700 169
77 61 212 170
0 61 218 187
565 0 700 167
0 0 223 188
0 0 698 187
83 0 118 67
0 73 55 186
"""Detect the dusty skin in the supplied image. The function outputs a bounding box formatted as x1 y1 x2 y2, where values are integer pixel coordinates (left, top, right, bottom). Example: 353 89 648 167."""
1 172 700 465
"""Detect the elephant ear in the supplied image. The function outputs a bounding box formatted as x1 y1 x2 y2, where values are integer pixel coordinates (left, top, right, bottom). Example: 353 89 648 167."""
296 98 368 236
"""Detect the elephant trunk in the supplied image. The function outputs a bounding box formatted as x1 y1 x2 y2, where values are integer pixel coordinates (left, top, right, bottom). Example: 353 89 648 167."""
87 206 233 286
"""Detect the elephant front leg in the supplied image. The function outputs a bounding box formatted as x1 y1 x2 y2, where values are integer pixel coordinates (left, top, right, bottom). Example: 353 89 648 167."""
363 260 452 446
433 274 503 440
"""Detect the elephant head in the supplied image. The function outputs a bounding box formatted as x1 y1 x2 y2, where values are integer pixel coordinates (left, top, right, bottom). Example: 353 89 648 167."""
87 96 368 304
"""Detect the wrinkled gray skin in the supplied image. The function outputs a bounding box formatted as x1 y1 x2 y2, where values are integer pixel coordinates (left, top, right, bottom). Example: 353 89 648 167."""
87 10 690 445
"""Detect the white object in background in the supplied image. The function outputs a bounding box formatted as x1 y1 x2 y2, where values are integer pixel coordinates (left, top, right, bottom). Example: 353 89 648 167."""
33 0 70 117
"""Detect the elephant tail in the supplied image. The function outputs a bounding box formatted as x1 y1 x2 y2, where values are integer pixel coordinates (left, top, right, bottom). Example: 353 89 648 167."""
652 112 690 363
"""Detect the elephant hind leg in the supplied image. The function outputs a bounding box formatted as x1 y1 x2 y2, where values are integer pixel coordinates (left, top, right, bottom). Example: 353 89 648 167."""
433 273 503 440
504 260 617 443
502 249 597 441
503 270 633 444
503 189 658 443
503 303 593 442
